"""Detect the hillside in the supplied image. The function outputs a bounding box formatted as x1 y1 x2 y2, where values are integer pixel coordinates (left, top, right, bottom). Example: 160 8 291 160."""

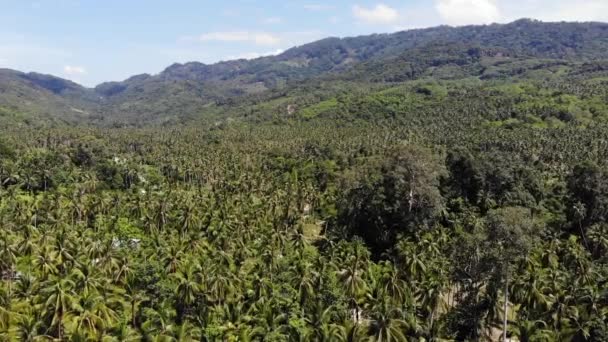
2 19 608 126
0 69 100 125
1 17 608 341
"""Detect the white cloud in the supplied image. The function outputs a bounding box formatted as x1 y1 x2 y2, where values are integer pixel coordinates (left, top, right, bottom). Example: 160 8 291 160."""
62 65 86 84
537 0 608 22
435 0 501 26
187 30 323 48
229 49 285 60
353 4 399 24
64 65 86 75
198 31 281 46
0 58 7 66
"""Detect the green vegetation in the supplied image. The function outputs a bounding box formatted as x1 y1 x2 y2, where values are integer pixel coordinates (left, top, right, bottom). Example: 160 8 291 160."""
0 19 608 341
3 19 608 126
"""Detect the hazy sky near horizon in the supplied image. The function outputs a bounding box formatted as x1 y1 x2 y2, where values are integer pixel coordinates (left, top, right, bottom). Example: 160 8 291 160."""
1 0 606 86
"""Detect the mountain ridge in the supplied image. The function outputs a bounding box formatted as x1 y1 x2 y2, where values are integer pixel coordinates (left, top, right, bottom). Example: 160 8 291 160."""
2 18 608 126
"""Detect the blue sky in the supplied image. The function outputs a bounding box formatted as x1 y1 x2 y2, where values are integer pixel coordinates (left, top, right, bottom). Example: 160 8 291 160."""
1 0 606 86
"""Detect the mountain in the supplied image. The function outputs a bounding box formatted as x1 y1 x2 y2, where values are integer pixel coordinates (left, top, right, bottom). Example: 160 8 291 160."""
2 19 608 126
0 69 100 125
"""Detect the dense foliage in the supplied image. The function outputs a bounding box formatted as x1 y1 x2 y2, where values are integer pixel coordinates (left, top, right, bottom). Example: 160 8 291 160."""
1 19 608 341
3 19 608 125
1 90 608 341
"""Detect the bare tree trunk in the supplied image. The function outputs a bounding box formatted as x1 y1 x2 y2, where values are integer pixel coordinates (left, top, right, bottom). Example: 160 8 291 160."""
132 301 136 327
579 220 590 250
58 311 63 340
409 175 415 212
503 274 508 342
7 271 12 301
408 189 414 212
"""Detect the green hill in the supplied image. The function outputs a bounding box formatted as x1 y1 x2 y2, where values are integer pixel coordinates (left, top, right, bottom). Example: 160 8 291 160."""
2 19 608 126
1 18 608 341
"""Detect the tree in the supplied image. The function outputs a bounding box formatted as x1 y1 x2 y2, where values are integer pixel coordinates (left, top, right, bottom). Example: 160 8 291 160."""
120 275 148 329
71 292 108 339
485 207 540 341
337 240 369 324
567 161 608 247
41 277 77 340
172 262 202 324
337 145 446 251
367 297 413 342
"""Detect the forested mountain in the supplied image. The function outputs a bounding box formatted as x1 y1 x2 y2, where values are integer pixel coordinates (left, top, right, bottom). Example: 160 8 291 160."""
2 19 608 125
0 69 98 125
1 18 608 341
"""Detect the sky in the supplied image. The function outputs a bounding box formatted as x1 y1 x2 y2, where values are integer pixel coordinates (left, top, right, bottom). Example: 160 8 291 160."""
1 0 607 87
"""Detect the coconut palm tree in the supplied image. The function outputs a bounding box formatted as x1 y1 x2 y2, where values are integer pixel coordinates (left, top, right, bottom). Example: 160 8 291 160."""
338 241 368 323
15 310 50 342
510 320 555 342
367 298 412 342
71 292 108 339
0 285 13 334
73 262 105 296
141 304 176 340
41 276 77 340
172 262 202 324
104 320 141 342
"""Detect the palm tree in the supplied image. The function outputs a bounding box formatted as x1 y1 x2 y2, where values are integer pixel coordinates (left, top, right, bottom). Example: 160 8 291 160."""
112 256 133 286
213 302 252 340
176 201 200 241
379 262 411 307
396 241 427 282
13 272 38 304
104 320 141 342
15 311 50 342
510 320 554 342
248 298 289 340
206 270 237 307
160 244 183 274
52 229 76 275
0 236 17 294
41 276 77 340
338 242 368 323
119 275 148 329
305 302 336 341
511 265 551 317
289 258 317 313
141 304 176 340
71 292 107 339
33 247 58 280
419 276 447 337
166 321 202 341
73 262 104 296
172 262 202 324
330 320 366 342
367 300 411 342
0 286 12 334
